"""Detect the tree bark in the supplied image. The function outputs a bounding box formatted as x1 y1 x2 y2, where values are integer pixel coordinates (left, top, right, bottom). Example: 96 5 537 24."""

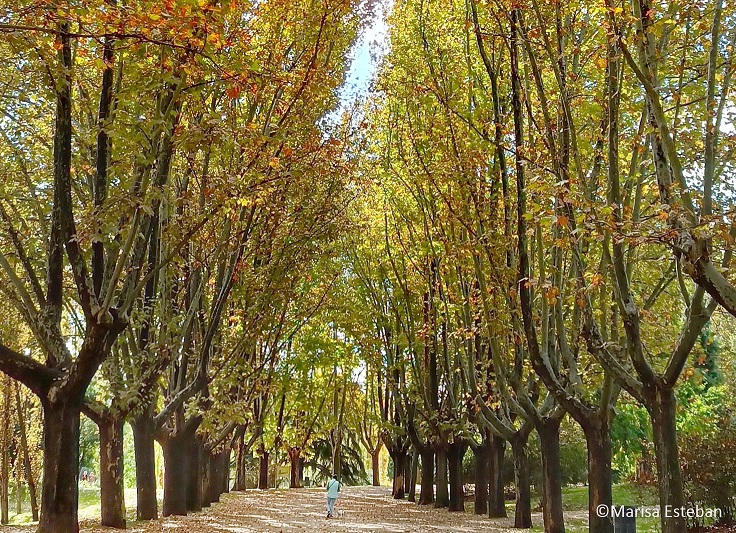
538 418 565 533
131 411 158 520
98 416 126 528
418 449 434 505
15 385 38 521
390 450 406 499
1 448 7 526
201 451 212 508
1 380 9 526
488 436 506 518
235 431 247 491
209 449 229 502
258 450 269 490
448 440 467 512
38 398 82 533
221 449 230 494
585 423 614 533
472 442 490 515
648 385 685 533
434 447 449 508
289 447 302 488
407 449 418 502
371 448 381 487
186 436 203 512
161 432 191 517
510 437 532 529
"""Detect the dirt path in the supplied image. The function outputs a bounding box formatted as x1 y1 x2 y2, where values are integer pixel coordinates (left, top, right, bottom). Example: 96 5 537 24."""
3 486 544 532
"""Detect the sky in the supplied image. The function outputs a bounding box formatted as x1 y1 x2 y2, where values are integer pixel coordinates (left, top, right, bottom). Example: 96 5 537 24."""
339 0 390 105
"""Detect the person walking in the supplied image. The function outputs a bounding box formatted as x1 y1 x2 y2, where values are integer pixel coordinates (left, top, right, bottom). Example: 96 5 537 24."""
326 473 341 518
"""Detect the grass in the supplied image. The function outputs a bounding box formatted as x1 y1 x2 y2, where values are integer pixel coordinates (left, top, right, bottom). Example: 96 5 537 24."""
8 483 161 526
528 482 661 533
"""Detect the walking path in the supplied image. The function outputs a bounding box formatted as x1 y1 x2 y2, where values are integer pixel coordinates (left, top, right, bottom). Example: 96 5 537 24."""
2 486 547 532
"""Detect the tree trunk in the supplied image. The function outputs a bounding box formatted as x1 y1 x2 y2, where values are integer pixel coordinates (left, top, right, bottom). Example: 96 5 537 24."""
371 448 381 487
538 418 565 533
98 416 126 528
448 441 466 512
585 423 614 533
201 451 212 508
407 449 418 502
418 449 434 505
434 447 449 508
0 380 8 524
221 449 230 494
208 451 221 503
161 432 191 517
648 385 685 533
186 436 202 512
215 448 230 496
235 432 247 491
472 443 490 515
289 448 302 488
510 437 532 529
16 464 21 516
38 398 82 533
390 450 406 499
488 435 506 518
16 385 38 521
1 448 7 526
258 450 269 490
131 412 158 520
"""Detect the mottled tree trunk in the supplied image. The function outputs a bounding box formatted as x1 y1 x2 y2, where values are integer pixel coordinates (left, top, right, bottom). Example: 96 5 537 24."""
648 386 685 533
1 384 8 525
448 441 467 512
371 449 381 487
235 433 247 491
434 447 449 508
538 418 565 533
38 398 82 533
258 450 269 490
98 416 126 528
186 435 203 512
289 448 302 488
407 449 418 502
201 452 212 508
390 450 406 499
472 442 490 515
488 436 506 518
418 449 434 505
585 423 613 533
131 411 158 520
16 385 38 521
161 432 191 517
510 437 531 529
